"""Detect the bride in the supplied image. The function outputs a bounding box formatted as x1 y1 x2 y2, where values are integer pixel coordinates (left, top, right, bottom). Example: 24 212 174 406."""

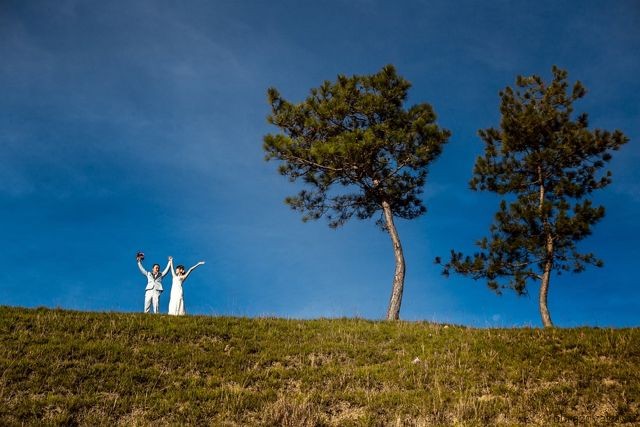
168 256 205 316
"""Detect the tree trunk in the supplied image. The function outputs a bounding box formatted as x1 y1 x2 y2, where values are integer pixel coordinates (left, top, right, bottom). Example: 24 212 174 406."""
538 165 554 328
539 233 554 328
382 200 405 321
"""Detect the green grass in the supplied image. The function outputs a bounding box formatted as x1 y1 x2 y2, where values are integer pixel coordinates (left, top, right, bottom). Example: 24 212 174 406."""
1 306 638 426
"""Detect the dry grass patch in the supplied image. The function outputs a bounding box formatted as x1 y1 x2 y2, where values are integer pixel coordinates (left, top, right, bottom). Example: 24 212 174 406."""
1 307 638 425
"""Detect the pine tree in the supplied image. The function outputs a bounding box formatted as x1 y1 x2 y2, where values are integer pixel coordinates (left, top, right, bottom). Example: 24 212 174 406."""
439 66 628 327
264 65 450 320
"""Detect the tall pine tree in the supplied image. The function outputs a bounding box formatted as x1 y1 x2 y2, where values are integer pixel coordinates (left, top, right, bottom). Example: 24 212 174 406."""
264 65 450 320
440 66 628 327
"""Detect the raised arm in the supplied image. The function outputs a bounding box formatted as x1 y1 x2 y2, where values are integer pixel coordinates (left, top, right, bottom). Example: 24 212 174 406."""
183 261 205 281
162 257 172 277
137 260 148 276
169 256 176 277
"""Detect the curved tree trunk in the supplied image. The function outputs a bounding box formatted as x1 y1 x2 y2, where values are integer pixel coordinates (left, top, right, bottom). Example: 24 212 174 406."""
538 165 554 328
539 233 554 327
382 200 405 321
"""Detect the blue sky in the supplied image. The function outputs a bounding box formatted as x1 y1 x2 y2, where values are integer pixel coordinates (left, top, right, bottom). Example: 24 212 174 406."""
1 0 638 327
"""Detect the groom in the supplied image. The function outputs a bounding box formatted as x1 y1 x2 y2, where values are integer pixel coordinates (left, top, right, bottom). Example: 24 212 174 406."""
136 252 171 313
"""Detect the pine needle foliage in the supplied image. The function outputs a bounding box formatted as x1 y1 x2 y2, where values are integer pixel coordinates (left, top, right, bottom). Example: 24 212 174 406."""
264 65 450 320
263 65 450 228
439 66 629 327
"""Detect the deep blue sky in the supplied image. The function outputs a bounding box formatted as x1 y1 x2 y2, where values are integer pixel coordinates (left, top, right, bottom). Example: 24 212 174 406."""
1 0 638 327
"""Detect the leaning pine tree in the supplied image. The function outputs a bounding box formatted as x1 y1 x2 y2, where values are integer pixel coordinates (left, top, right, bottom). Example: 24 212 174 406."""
439 66 628 327
264 65 450 320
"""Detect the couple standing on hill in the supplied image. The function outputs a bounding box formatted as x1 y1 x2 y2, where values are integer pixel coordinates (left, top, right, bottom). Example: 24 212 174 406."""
136 252 205 315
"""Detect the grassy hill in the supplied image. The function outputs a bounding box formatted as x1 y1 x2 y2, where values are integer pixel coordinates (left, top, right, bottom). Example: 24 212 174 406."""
1 306 638 425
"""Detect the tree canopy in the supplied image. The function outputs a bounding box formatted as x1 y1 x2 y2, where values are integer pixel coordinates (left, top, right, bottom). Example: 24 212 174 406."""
440 66 629 327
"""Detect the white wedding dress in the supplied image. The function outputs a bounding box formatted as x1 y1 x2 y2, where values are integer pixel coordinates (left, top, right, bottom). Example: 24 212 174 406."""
168 275 186 316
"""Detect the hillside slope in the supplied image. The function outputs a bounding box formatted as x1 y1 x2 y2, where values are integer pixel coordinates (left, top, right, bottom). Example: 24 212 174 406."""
1 306 638 425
